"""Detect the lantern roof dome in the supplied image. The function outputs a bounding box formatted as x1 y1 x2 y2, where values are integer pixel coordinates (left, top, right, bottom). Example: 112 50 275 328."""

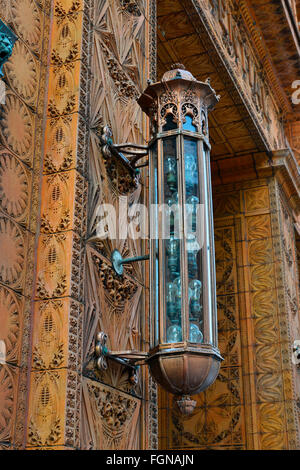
162 63 196 82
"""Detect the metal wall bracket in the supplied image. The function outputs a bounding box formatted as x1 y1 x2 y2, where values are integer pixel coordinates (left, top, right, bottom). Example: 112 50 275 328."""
111 249 149 276
95 332 148 384
99 126 149 172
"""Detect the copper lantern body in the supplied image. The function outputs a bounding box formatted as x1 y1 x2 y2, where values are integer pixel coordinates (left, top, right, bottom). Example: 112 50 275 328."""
138 65 223 412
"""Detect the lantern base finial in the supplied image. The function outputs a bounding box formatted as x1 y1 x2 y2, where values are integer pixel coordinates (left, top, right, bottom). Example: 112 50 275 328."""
177 395 197 415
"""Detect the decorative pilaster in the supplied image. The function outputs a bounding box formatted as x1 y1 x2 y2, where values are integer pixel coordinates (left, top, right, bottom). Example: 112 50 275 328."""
26 0 91 449
0 0 50 449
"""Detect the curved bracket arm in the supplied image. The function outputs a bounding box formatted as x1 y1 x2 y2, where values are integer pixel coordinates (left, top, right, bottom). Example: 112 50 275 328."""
95 332 149 384
111 249 149 276
98 126 149 170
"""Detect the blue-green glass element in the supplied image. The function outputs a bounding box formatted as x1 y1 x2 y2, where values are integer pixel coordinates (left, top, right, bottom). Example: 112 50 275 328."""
184 137 203 343
183 115 197 132
163 137 182 342
184 140 198 197
0 20 17 78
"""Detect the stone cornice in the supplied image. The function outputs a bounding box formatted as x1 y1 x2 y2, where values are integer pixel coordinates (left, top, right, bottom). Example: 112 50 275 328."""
241 0 300 120
239 0 293 117
182 0 285 153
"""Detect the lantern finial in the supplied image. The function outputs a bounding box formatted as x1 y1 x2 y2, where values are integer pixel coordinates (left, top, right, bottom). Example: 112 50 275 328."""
177 396 197 415
170 63 186 70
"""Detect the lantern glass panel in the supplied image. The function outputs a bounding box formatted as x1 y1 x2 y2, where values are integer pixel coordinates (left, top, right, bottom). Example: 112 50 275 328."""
184 137 203 344
150 141 160 346
162 136 182 343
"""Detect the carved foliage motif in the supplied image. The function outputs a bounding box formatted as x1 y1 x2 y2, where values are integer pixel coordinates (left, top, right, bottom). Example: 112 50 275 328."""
0 365 16 442
81 0 158 450
0 93 34 165
0 151 30 225
0 286 21 365
4 39 39 106
0 216 26 291
27 371 62 447
82 380 140 450
11 0 42 54
279 195 299 319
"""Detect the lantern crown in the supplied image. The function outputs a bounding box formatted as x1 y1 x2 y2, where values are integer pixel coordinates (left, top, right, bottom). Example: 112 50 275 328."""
138 65 220 135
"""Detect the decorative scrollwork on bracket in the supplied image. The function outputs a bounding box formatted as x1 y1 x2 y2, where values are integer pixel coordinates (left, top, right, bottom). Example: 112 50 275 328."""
98 126 140 194
95 332 108 371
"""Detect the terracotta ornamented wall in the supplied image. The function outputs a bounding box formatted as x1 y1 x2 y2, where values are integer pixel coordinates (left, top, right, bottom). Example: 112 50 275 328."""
80 0 157 450
26 0 91 449
159 175 300 449
0 0 51 449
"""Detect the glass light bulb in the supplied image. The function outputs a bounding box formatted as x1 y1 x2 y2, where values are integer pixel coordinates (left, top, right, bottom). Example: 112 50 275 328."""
166 324 182 343
186 195 200 232
186 234 200 253
173 277 182 315
186 195 199 206
189 323 203 343
185 153 197 173
167 194 179 236
166 281 177 321
166 281 175 303
166 237 179 278
189 279 202 300
166 156 176 173
185 153 198 195
166 157 177 193
166 237 179 256
173 277 181 299
189 279 202 317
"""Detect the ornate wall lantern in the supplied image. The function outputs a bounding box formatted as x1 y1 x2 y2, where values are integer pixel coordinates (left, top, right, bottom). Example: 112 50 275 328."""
95 64 222 414
137 64 223 413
